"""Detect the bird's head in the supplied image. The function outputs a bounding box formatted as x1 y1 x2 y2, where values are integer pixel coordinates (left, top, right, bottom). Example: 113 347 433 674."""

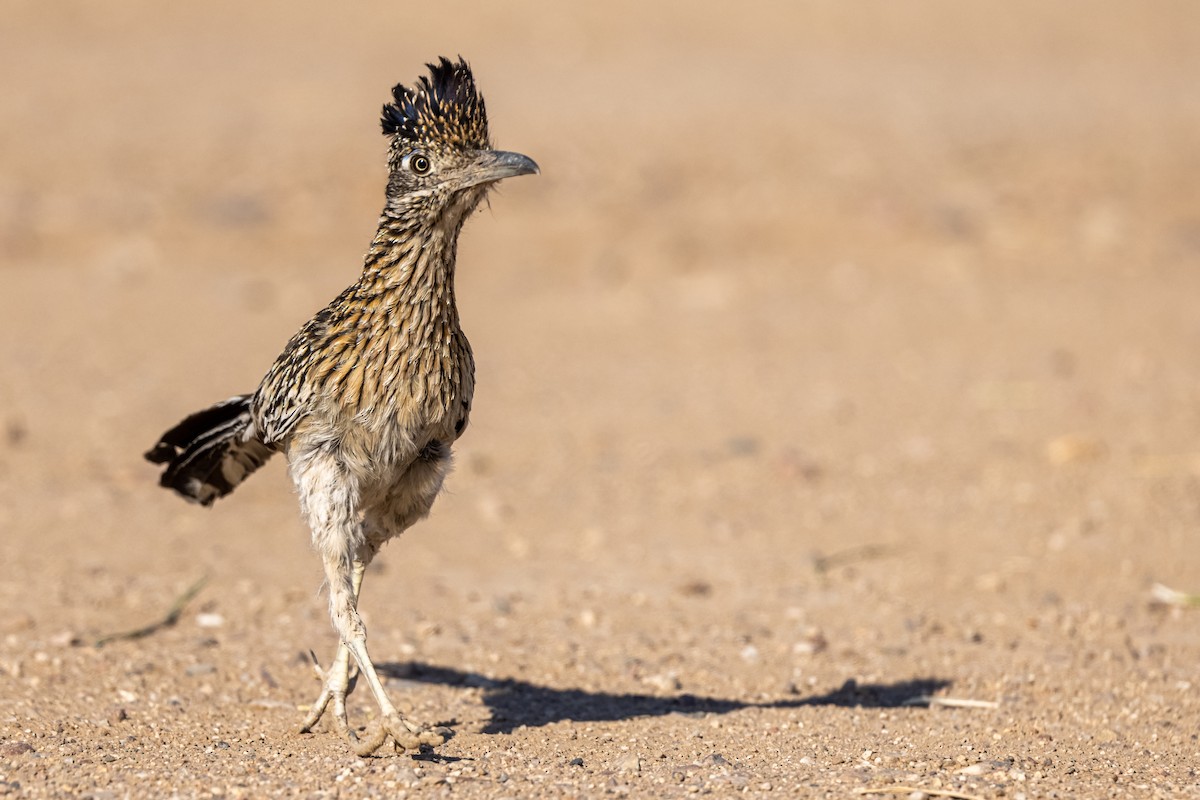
381 57 538 221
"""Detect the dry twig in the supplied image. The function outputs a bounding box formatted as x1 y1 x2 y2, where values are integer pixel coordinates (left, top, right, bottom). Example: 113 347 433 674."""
812 543 892 574
902 695 999 709
1150 582 1200 608
95 576 208 647
854 786 985 800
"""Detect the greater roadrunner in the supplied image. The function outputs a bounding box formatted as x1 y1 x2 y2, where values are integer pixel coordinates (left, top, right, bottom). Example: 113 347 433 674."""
145 57 538 756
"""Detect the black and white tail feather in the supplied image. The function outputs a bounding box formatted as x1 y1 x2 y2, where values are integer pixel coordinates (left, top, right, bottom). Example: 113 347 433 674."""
145 395 275 506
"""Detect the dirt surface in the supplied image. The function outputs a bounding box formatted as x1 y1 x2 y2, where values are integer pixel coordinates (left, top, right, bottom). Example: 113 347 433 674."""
2 2 1200 797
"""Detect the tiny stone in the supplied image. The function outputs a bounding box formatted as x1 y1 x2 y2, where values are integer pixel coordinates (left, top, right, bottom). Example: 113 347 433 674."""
678 580 712 597
463 673 498 688
726 436 759 456
48 631 79 647
1045 434 1106 465
0 742 34 757
185 663 216 677
568 757 584 767
792 628 828 655
643 672 682 692
393 766 419 786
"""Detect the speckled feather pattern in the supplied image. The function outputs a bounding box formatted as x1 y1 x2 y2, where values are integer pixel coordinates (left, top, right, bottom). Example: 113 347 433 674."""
145 58 533 753
251 203 476 467
381 56 491 152
150 58 492 507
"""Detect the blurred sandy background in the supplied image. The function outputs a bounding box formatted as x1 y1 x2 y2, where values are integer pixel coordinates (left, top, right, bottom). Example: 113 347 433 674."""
1 2 1199 797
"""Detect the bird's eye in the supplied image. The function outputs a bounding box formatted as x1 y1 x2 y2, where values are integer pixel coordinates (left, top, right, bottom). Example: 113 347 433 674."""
408 154 432 175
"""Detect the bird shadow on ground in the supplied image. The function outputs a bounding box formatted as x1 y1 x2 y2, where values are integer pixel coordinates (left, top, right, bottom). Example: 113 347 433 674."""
379 662 951 734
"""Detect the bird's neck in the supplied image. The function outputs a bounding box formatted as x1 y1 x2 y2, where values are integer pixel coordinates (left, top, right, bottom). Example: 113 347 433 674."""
343 207 474 424
357 211 464 326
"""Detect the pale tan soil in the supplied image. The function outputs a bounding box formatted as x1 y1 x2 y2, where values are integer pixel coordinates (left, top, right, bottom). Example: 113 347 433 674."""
1 2 1199 798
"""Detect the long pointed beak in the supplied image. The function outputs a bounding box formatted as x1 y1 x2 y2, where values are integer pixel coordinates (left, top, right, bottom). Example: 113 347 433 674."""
465 149 540 187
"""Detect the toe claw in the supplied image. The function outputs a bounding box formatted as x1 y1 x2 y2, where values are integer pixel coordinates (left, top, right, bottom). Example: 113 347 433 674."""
307 649 326 681
299 688 332 734
420 726 453 747
349 714 451 756
300 643 449 756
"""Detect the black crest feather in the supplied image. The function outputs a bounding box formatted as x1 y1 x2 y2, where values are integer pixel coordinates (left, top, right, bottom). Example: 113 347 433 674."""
381 57 490 150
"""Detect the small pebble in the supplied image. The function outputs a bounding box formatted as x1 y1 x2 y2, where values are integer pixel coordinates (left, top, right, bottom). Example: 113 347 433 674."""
0 742 34 757
617 754 642 773
48 631 79 647
643 672 682 692
1046 434 1105 465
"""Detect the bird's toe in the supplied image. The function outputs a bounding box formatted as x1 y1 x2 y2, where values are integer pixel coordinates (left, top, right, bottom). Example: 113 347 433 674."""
350 713 452 757
298 681 352 735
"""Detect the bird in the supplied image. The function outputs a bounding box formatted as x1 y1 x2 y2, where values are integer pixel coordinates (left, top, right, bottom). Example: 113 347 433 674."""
144 57 538 756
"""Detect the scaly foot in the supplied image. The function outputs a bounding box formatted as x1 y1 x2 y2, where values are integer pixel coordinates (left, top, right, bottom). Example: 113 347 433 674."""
299 646 452 755
299 647 353 737
352 712 452 757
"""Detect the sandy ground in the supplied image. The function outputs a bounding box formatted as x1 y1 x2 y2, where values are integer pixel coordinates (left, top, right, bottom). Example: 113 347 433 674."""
2 2 1200 797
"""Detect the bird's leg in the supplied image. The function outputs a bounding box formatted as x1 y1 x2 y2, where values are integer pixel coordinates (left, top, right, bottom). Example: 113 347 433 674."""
294 458 449 755
333 557 451 757
299 643 353 735
316 550 449 756
298 558 367 737
341 633 451 756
